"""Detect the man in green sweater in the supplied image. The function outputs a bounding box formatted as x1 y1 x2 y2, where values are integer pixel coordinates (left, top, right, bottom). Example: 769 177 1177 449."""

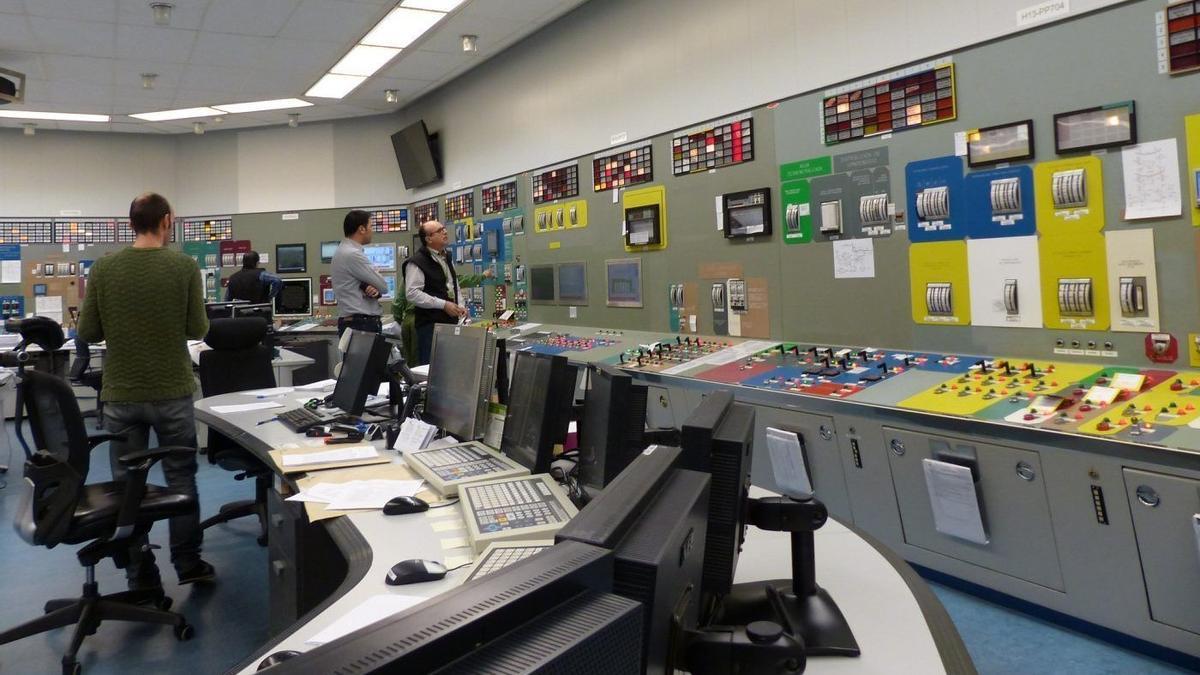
77 192 213 591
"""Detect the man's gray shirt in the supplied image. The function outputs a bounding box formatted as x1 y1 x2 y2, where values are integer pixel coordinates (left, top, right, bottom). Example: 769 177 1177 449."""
330 238 389 317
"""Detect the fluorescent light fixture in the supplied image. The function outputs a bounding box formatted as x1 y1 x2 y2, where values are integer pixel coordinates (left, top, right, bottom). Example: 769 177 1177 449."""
305 73 366 99
0 110 110 122
400 0 465 10
361 7 444 48
214 98 312 114
129 106 221 121
330 45 401 77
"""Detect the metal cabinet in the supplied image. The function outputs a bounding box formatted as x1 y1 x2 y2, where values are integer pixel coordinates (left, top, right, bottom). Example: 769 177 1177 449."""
883 426 1064 591
1122 468 1200 635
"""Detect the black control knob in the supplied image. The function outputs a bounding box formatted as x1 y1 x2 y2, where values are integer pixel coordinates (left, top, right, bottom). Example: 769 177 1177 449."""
746 621 784 645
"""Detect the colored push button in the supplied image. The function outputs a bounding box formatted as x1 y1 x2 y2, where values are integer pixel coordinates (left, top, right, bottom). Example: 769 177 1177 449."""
1079 404 1092 412
1023 413 1037 421
1171 379 1184 391
1097 418 1112 431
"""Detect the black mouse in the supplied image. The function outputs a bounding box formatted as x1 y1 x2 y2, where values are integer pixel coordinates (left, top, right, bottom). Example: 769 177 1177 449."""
383 495 429 515
386 559 447 586
257 650 302 670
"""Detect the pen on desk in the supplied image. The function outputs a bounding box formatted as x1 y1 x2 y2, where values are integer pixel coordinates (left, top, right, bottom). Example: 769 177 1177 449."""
256 416 279 426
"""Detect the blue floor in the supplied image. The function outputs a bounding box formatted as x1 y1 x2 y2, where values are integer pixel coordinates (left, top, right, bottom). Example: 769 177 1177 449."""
0 419 1193 674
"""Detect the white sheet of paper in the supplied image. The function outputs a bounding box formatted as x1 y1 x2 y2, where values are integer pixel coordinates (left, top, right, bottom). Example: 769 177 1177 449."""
296 379 337 391
305 594 426 646
765 427 812 498
325 479 425 510
210 401 284 414
922 459 988 545
0 260 20 284
832 238 876 279
238 387 295 397
395 417 437 452
1122 138 1182 219
280 445 378 468
35 295 63 314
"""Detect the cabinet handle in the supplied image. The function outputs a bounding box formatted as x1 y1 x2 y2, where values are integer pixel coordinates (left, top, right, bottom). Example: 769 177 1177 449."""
1135 485 1161 508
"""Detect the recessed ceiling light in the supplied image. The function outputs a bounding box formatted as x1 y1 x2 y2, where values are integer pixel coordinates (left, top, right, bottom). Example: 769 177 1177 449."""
384 89 399 103
0 110 110 122
214 98 312 114
129 106 221 121
461 34 477 52
400 0 464 11
305 73 366 99
361 7 444 49
141 73 157 89
330 45 402 77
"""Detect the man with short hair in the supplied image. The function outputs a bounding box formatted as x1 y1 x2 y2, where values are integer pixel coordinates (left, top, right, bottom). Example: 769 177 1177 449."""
403 220 468 365
77 192 213 591
331 210 390 336
224 250 282 304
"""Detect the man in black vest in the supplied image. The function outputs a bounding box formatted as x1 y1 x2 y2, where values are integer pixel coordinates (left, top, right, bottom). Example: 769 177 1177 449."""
224 251 282 304
403 220 467 366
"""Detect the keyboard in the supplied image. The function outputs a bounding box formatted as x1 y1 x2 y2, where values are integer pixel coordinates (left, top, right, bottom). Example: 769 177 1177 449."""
275 406 342 433
459 474 578 553
405 441 529 495
463 541 554 583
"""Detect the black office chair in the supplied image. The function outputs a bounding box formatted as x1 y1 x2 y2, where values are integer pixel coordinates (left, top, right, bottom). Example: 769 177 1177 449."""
68 338 104 428
198 317 275 546
0 319 195 675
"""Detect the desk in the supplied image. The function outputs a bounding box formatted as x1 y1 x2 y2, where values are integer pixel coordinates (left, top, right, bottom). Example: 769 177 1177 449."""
196 392 971 674
187 342 314 387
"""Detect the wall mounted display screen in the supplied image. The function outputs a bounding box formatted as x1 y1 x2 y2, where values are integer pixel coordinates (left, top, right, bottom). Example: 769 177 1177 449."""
556 262 587 304
0 218 54 244
482 180 518 214
967 120 1035 167
445 192 474 221
1054 101 1136 154
182 217 232 242
624 204 662 247
529 264 556 304
275 278 312 317
722 187 772 239
822 61 956 145
1166 1 1200 74
672 114 753 176
366 207 408 232
54 219 117 244
363 243 396 271
414 202 439 225
593 143 653 191
531 162 579 204
275 243 307 273
605 258 643 308
320 240 339 263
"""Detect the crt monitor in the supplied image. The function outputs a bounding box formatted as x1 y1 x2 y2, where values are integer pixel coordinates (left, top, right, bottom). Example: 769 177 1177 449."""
328 329 390 415
275 243 307 273
499 351 576 473
578 362 649 489
231 302 272 322
274 278 312 318
425 324 496 441
363 243 396 271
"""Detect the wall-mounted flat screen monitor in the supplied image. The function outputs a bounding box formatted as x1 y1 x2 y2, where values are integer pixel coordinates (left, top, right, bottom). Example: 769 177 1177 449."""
391 119 442 188
274 278 312 318
1054 101 1136 154
320 240 339 263
363 243 396 271
722 187 772 239
529 264 556 304
606 258 642 308
276 243 307 273
967 120 1035 167
556 262 587 304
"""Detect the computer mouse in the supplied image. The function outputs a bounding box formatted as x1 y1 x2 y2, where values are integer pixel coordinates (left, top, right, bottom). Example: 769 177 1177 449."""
383 495 429 515
386 559 447 586
256 650 302 670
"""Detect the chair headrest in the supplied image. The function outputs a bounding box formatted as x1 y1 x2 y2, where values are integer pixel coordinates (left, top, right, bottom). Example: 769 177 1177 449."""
5 316 64 351
205 317 269 350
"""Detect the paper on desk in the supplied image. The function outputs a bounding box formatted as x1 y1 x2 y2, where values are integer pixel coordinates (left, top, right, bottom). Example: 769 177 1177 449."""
281 445 379 468
765 427 813 499
395 417 437 452
305 594 426 646
238 386 295 397
922 459 988 545
286 479 424 510
293 463 437 521
297 379 337 391
211 401 284 414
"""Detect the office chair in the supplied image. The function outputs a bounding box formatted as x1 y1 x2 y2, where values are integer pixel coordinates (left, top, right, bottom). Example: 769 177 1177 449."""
197 317 275 546
68 338 104 428
0 318 195 675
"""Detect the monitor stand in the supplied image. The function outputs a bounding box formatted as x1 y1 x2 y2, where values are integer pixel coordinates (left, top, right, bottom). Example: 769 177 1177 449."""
712 496 860 657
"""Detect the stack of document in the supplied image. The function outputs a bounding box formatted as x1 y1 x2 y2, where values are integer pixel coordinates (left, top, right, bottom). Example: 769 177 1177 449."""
287 478 424 510
280 445 380 469
395 417 437 451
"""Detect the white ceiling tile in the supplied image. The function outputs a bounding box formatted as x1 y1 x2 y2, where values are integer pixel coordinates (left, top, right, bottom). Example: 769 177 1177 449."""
0 0 28 12
28 15 118 58
115 25 198 62
280 0 387 41
0 13 39 51
201 0 303 37
111 60 186 89
259 38 345 73
382 49 461 80
190 32 271 67
23 0 119 23
411 13 526 54
39 55 117 85
178 63 248 91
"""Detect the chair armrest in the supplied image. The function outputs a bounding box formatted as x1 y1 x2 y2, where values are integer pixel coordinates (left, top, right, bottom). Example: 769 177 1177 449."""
86 432 127 449
111 446 197 539
117 445 195 472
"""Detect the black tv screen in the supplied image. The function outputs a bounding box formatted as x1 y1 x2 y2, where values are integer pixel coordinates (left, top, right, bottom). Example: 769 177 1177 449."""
391 120 441 188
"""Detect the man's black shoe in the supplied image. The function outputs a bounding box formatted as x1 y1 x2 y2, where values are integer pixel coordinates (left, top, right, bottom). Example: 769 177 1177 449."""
177 560 216 585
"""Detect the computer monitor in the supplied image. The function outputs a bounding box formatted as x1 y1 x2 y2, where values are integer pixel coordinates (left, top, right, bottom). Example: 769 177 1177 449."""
363 243 396 271
680 390 755 618
280 541 642 674
276 243 307 273
319 240 339 263
379 275 396 300
231 302 272 322
557 445 682 549
328 329 390 415
274 278 312 318
578 362 649 489
425 324 496 441
529 264 556 304
204 301 238 320
499 351 576 473
556 261 587 304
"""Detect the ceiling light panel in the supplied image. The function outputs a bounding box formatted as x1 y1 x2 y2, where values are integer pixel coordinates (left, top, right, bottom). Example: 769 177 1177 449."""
0 110 110 122
331 45 402 77
361 7 445 49
214 98 313 114
400 0 465 11
305 73 367 99
129 106 222 121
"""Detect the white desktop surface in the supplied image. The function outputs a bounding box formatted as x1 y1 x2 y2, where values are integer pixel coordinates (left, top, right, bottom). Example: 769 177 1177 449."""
195 394 963 675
